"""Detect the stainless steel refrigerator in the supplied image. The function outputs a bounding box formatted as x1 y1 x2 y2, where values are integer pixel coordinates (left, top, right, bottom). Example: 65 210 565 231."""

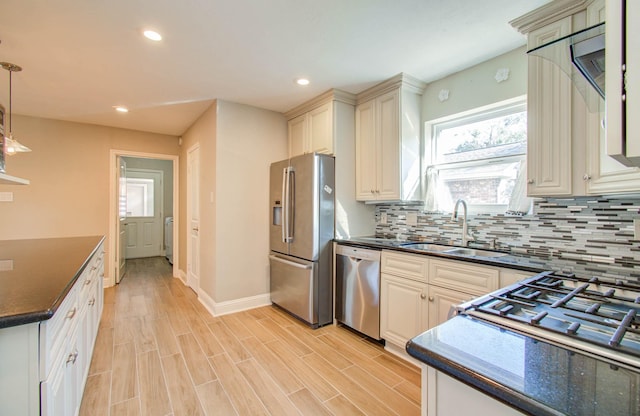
269 153 335 327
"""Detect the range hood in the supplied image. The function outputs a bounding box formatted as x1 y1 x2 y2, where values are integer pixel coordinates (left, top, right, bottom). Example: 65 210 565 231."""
528 22 605 111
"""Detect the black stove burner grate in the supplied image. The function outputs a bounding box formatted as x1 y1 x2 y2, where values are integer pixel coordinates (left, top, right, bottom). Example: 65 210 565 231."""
466 271 640 360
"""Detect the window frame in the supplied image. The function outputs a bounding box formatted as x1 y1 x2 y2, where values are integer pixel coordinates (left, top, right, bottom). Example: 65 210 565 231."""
425 96 527 214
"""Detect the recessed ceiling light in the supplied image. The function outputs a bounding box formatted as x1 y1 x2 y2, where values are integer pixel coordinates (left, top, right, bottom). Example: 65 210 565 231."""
143 30 162 41
296 78 310 86
114 106 129 113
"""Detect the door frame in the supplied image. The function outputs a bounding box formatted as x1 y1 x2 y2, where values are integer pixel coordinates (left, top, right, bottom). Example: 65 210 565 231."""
108 149 179 287
124 168 164 259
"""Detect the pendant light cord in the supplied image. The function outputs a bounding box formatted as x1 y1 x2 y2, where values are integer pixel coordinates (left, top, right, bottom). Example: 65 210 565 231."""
8 68 11 135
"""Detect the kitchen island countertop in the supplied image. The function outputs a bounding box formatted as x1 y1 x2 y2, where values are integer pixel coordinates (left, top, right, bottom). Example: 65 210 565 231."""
407 315 640 415
0 235 105 328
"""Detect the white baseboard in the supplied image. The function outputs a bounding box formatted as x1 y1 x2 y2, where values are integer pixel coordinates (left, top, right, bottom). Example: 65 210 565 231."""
198 289 272 318
176 269 187 285
384 342 421 368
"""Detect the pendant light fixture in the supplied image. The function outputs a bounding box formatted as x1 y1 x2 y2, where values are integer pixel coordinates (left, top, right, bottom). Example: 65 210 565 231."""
1 62 31 155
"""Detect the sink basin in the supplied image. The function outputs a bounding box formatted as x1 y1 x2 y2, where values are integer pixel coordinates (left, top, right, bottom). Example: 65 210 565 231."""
446 248 508 258
400 243 455 252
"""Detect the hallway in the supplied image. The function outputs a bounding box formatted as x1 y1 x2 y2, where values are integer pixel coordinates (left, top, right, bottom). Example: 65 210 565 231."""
79 257 421 415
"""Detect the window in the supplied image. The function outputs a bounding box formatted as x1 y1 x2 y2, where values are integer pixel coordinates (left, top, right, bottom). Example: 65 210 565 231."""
426 98 529 214
126 177 155 217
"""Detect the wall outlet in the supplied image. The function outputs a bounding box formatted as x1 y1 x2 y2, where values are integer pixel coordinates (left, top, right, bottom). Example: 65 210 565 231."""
406 212 418 226
635 219 640 240
380 212 388 224
0 192 13 202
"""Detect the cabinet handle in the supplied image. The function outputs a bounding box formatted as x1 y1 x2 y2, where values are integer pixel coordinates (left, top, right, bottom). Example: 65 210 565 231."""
583 173 591 181
88 298 96 306
420 293 427 300
370 189 375 194
66 307 77 320
66 350 78 366
84 279 92 286
527 179 534 184
91 266 97 271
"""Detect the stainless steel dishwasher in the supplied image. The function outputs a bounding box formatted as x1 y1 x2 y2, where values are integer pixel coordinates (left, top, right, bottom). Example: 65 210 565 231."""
335 244 381 340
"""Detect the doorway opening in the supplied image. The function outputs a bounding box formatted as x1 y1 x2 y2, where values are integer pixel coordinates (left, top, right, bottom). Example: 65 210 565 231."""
109 150 179 286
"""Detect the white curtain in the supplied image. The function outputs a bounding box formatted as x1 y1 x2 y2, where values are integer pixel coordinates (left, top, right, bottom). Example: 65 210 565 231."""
423 167 452 213
506 159 533 215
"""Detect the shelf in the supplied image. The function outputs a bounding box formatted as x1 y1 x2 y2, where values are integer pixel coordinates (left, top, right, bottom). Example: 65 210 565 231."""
0 172 29 185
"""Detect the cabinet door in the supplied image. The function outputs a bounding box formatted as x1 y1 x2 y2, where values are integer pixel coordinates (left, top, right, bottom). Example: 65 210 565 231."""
376 89 401 200
308 102 333 155
288 114 308 158
380 273 428 348
527 17 573 196
586 0 640 194
355 99 377 201
41 331 79 416
428 286 474 328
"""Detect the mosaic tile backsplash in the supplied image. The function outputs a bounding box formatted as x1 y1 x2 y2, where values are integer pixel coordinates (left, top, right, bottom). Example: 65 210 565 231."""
375 197 640 281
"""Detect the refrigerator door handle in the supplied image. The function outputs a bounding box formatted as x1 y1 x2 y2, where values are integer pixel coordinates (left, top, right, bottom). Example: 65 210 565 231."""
281 167 288 243
269 255 312 270
282 166 295 243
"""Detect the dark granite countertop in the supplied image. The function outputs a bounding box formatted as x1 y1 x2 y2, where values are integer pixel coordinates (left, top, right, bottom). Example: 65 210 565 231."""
407 315 640 416
335 236 549 274
0 236 105 329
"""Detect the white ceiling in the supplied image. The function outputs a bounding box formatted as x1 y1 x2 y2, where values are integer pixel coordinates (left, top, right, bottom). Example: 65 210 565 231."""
0 0 549 136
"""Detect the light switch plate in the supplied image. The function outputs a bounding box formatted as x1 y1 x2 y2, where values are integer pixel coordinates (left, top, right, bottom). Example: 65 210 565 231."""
406 212 418 226
380 212 388 224
0 192 13 202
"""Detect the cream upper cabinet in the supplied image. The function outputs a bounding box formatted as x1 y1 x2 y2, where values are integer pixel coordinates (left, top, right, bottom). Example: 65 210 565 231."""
513 0 640 196
287 101 333 157
584 0 640 194
525 17 574 196
355 73 425 202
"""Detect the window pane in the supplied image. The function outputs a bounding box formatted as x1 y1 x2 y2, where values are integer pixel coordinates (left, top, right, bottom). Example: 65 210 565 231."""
435 111 527 164
126 178 154 217
438 159 522 206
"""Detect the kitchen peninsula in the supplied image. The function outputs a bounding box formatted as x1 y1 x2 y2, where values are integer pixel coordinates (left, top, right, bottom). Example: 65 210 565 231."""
0 236 105 415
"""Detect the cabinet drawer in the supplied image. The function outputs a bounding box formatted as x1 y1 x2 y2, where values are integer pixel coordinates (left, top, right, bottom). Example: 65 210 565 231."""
40 282 79 380
429 259 498 296
381 251 428 282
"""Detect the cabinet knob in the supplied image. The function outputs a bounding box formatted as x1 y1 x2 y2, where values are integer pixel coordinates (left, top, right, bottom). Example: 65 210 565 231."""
583 173 592 181
88 298 96 306
84 279 92 286
527 179 534 184
66 307 77 320
66 350 78 366
370 189 375 194
420 293 427 299
429 296 434 302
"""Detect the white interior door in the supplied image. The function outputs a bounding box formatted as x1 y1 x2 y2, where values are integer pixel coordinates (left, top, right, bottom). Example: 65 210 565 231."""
125 169 163 259
116 157 127 283
187 145 200 291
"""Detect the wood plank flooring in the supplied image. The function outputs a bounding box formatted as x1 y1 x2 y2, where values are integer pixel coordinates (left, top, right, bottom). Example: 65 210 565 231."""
80 257 421 416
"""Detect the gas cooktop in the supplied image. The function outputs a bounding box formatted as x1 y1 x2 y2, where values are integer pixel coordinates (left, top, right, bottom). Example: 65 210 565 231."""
458 271 640 369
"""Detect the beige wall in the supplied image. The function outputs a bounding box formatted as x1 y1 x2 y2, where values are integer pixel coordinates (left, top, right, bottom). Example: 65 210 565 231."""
422 46 527 122
178 102 217 295
215 100 287 302
178 100 287 304
0 115 179 281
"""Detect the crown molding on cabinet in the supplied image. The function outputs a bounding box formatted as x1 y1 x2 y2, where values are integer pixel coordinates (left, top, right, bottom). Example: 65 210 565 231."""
355 73 427 105
510 0 592 34
284 89 356 120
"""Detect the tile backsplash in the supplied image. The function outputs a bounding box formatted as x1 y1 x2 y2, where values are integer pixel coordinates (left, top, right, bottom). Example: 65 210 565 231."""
375 196 640 281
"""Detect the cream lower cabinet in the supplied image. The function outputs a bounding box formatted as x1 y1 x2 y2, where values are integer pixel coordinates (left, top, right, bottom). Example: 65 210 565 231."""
0 242 104 416
380 251 429 353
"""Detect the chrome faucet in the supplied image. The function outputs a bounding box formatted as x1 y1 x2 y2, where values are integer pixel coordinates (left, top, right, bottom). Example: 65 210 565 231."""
451 199 474 247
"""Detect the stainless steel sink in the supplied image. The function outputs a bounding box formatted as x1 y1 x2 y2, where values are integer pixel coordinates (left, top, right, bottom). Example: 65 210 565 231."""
400 243 453 252
446 248 508 258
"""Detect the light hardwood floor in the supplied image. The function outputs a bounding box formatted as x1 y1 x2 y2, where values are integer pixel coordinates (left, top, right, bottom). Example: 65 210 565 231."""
80 257 421 416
